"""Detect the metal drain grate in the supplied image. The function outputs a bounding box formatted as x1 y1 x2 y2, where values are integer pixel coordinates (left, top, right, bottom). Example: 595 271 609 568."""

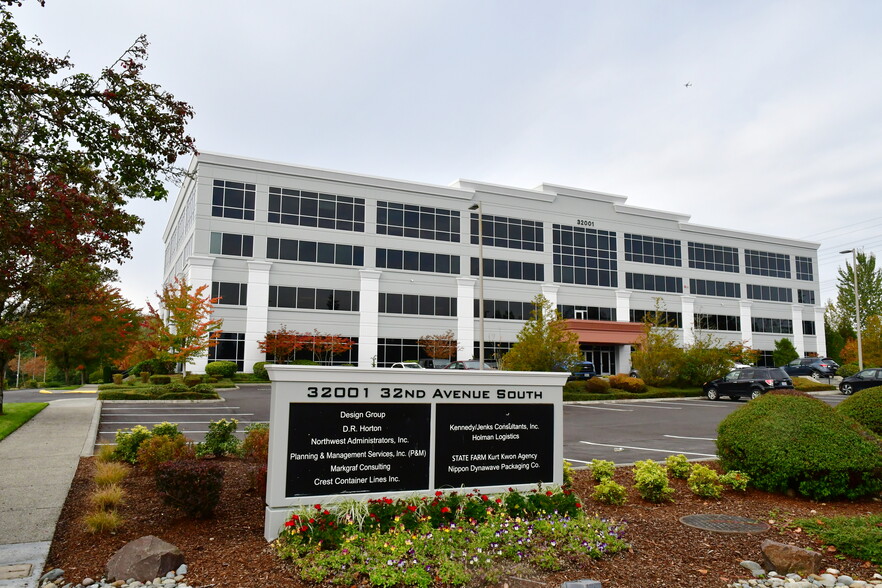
679 514 770 534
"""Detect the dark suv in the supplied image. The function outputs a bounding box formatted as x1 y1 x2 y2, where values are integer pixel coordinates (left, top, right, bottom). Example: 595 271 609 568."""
780 357 838 378
703 367 793 401
567 361 597 382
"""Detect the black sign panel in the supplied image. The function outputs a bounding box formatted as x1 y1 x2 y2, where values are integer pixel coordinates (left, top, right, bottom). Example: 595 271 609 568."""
286 403 431 497
434 403 554 488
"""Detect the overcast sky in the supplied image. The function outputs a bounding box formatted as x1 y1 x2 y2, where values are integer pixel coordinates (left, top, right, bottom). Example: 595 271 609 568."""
12 1 882 311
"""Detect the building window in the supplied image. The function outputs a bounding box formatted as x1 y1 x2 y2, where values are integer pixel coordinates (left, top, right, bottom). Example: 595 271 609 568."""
557 305 616 321
756 350 774 367
268 187 365 232
376 248 460 274
689 279 741 298
624 234 681 266
803 320 816 335
380 293 456 316
267 238 364 266
470 257 544 281
376 338 424 367
211 282 247 306
474 340 514 363
751 317 793 334
797 289 816 305
626 272 683 294
552 225 617 287
209 332 245 370
269 286 359 311
476 299 533 320
212 180 255 220
687 242 739 273
471 213 543 251
745 250 791 278
377 202 460 242
630 309 682 328
746 284 793 303
795 256 814 281
695 313 741 331
210 232 253 257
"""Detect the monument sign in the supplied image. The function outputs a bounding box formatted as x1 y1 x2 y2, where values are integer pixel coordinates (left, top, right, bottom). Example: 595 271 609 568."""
264 365 566 540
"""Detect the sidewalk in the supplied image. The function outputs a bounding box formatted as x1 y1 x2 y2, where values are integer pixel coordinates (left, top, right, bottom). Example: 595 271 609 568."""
0 389 100 588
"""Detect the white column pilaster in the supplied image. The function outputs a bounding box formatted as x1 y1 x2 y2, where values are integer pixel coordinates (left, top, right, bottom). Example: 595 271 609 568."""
740 300 753 349
681 295 696 346
186 256 215 374
616 290 632 322
541 284 560 309
357 270 382 368
456 277 476 361
243 261 272 372
814 306 827 357
791 304 805 357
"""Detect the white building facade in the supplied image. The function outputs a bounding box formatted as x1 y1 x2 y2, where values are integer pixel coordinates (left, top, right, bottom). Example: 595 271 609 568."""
163 153 825 374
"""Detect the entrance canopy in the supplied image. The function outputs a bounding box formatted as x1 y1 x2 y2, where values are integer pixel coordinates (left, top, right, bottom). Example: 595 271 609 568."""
564 320 644 345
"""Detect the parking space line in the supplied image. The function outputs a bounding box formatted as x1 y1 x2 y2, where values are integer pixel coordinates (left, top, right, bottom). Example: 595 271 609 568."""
664 434 716 441
563 458 591 464
566 405 633 412
102 407 241 411
622 403 682 410
579 440 716 458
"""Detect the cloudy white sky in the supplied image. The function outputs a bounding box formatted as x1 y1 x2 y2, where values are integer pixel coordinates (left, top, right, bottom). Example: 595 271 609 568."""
12 1 882 310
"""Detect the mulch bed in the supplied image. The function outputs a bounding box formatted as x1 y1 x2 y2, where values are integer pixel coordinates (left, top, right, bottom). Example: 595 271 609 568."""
46 458 882 587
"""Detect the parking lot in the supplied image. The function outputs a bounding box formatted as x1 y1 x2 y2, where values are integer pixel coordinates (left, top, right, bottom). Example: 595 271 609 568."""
563 393 844 466
88 384 844 465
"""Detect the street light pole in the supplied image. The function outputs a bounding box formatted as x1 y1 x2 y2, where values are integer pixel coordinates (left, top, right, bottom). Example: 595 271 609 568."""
469 203 485 370
840 248 863 370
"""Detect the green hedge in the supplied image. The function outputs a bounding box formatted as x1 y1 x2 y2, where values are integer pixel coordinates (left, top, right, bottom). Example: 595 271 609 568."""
717 392 882 500
99 383 220 401
837 386 882 436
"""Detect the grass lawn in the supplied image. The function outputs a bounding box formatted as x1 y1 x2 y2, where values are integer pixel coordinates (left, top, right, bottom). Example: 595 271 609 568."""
0 402 48 441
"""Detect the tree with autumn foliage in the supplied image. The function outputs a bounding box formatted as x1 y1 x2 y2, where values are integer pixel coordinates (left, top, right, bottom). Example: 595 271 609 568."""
141 278 223 374
36 286 140 384
840 314 882 368
258 326 304 364
499 295 581 372
418 330 459 361
0 6 196 411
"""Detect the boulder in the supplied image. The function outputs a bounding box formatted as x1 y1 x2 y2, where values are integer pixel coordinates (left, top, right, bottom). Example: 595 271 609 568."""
105 535 185 582
760 539 822 576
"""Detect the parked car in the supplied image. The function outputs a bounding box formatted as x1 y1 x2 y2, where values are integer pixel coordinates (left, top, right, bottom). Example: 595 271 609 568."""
567 361 597 382
444 360 496 370
703 367 793 401
779 357 838 378
838 367 882 395
418 358 451 369
390 362 424 369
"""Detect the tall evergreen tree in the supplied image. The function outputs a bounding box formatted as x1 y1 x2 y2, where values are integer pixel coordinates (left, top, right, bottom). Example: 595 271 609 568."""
836 251 882 331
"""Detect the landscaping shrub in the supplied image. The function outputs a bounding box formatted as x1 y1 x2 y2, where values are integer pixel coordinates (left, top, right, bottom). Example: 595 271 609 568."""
686 463 723 498
89 484 125 511
136 435 195 472
83 509 124 533
586 376 611 394
183 374 203 387
592 479 627 505
94 461 130 486
242 423 269 464
149 375 171 385
720 470 750 491
196 418 241 457
151 422 182 438
191 383 217 396
609 373 647 393
155 460 225 518
112 373 123 385
25 379 38 389
563 380 587 395
252 361 269 380
589 459 615 482
795 514 882 565
837 386 882 436
664 454 692 479
837 362 860 378
292 359 319 366
717 393 882 499
205 360 238 379
632 460 673 503
139 371 150 384
112 425 153 464
792 376 836 392
89 369 104 384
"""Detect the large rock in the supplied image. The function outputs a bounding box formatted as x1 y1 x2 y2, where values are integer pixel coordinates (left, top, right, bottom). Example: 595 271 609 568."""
761 539 822 576
105 535 185 582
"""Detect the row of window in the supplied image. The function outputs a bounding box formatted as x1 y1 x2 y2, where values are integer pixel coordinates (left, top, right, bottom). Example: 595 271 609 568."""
557 305 616 321
690 278 741 298
695 313 740 332
751 317 794 334
471 257 544 281
211 181 816 282
626 272 683 294
269 286 360 311
379 293 456 316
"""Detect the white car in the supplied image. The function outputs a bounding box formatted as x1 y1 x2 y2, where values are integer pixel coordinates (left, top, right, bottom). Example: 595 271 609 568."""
390 362 424 369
